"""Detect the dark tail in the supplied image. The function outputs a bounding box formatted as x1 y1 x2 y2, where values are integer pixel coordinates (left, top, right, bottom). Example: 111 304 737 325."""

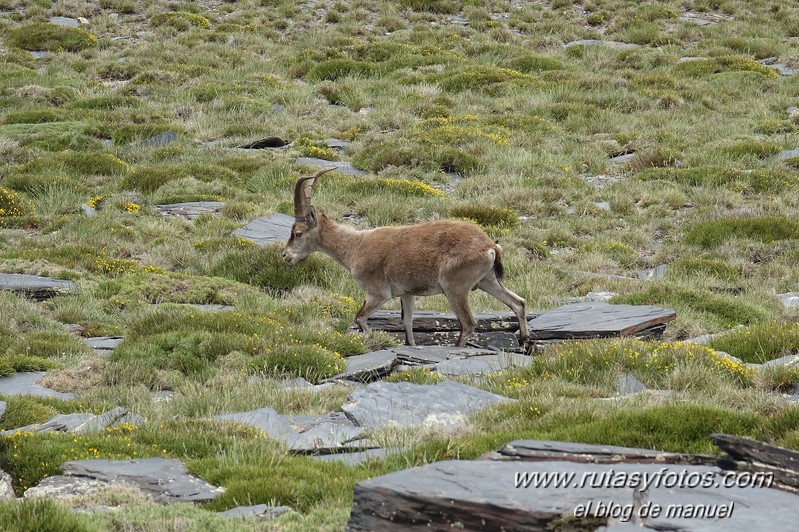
493 246 505 282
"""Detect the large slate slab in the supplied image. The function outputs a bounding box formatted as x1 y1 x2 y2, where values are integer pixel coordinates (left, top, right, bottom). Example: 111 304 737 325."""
765 146 799 163
341 381 512 430
85 336 124 356
312 447 401 466
295 157 367 176
368 310 538 333
348 460 799 531
0 273 79 300
0 371 75 399
60 458 224 503
527 302 676 340
155 201 224 221
213 407 368 453
232 213 293 245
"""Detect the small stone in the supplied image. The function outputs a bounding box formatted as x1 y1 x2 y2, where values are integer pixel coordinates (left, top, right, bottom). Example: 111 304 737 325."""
85 336 124 356
81 204 97 216
609 152 636 165
593 200 611 211
762 354 799 368
322 350 397 383
765 147 799 163
637 263 668 281
272 103 287 115
24 476 111 499
585 291 616 302
0 469 13 500
323 138 351 149
312 448 401 466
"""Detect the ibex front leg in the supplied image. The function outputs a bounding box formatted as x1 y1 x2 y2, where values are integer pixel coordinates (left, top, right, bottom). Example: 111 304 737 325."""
354 290 391 334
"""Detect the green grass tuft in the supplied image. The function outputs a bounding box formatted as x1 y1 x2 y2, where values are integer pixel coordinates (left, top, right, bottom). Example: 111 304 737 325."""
683 216 799 248
6 22 98 52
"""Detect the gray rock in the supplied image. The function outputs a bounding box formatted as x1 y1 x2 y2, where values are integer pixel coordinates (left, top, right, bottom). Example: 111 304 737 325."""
61 458 224 503
218 504 292 519
0 371 75 399
637 263 668 281
0 273 79 300
757 58 797 76
213 407 367 453
24 476 111 499
765 147 799 163
0 469 12 500
679 12 728 25
85 336 124 356
348 460 799 531
617 374 647 395
583 174 621 187
585 291 616 302
322 350 397 383
593 200 611 211
778 292 799 309
0 401 5 420
185 303 234 313
155 201 224 221
272 103 287 115
368 310 536 333
232 213 293 245
100 138 113 148
312 447 401 466
476 331 520 350
151 390 173 402
341 381 513 430
295 157 367 176
788 106 799 116
564 39 642 50
433 353 531 377
81 204 97 216
237 137 290 149
527 301 676 340
609 152 636 165
279 377 313 389
323 138 351 149
488 439 708 464
762 354 799 368
49 16 79 27
137 131 178 148
29 51 48 59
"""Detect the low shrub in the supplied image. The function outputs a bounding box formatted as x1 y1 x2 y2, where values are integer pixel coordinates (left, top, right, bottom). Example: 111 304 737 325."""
149 12 211 30
450 205 519 228
683 216 799 248
674 56 779 78
668 257 742 283
709 322 799 363
5 23 98 52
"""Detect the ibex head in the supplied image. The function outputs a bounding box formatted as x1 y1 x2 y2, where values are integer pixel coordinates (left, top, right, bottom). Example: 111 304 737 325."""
282 167 335 265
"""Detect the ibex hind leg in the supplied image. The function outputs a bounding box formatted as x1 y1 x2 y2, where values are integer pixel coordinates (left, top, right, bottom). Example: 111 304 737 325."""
400 294 416 346
443 289 477 347
477 276 529 344
355 291 391 334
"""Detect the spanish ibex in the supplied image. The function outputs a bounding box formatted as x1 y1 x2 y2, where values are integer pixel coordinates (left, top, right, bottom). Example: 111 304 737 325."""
282 168 529 347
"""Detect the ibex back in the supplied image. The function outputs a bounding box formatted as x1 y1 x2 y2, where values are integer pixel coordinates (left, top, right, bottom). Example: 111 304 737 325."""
282 169 529 347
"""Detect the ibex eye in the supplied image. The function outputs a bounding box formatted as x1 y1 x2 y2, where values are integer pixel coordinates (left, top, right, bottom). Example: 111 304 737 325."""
295 231 303 238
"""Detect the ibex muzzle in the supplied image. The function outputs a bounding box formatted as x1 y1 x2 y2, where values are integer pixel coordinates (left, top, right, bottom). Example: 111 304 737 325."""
283 169 529 347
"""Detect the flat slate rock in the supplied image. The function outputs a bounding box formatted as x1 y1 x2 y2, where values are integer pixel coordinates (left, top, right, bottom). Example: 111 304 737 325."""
486 439 711 465
323 138 352 149
85 336 124 355
24 476 111 500
368 310 538 333
0 371 75 399
527 302 676 340
765 146 799 163
0 400 6 420
433 353 531 377
679 12 728 25
218 504 292 519
637 263 668 281
341 381 512 430
213 407 368 453
2 407 144 437
617 374 647 395
0 273 79 300
137 131 178 148
393 345 496 365
323 349 398 383
61 458 224 503
295 157 367 176
312 447 401 466
564 39 642 50
348 460 799 531
155 201 224 220
237 136 290 149
232 213 293 245
49 16 79 27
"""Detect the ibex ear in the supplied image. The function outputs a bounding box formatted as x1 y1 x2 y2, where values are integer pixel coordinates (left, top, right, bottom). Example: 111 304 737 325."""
308 207 318 227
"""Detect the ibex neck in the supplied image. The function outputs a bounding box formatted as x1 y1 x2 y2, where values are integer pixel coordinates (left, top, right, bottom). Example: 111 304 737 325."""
317 216 362 272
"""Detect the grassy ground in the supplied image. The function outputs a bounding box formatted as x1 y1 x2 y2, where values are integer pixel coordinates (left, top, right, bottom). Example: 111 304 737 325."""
1 0 799 529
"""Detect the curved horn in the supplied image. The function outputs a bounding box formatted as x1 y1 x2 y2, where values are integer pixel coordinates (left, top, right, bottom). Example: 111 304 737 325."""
293 167 336 220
